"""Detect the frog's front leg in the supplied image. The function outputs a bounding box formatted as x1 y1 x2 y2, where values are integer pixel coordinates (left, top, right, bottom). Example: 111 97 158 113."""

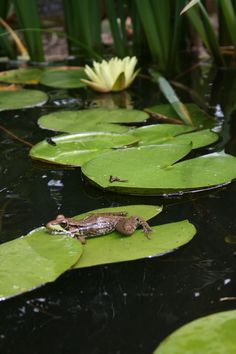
115 216 152 238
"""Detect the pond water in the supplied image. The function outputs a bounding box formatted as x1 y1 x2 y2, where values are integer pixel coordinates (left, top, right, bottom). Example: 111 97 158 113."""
0 64 236 354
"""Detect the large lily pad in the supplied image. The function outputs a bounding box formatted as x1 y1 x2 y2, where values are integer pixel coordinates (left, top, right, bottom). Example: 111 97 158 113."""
74 220 196 268
82 147 236 194
29 205 196 268
0 233 82 300
0 68 43 84
38 108 149 134
146 103 216 128
154 310 236 354
132 124 218 149
30 132 138 166
0 89 48 111
40 67 87 88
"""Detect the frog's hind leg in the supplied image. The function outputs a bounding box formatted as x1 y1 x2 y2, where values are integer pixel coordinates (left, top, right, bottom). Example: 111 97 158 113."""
115 216 152 238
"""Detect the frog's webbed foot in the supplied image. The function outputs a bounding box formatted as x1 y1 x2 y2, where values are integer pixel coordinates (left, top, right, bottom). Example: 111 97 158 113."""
77 235 86 244
115 216 152 238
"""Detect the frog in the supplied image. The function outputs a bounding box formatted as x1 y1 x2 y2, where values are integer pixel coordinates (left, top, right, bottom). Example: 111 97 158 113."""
46 211 152 243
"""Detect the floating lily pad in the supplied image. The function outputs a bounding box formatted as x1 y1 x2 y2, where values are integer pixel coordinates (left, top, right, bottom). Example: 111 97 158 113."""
0 68 43 84
82 147 236 194
154 310 236 354
40 67 87 88
29 205 195 268
0 89 48 111
146 103 216 128
38 108 149 133
169 129 218 148
74 220 196 268
30 132 138 166
132 124 218 148
0 233 82 300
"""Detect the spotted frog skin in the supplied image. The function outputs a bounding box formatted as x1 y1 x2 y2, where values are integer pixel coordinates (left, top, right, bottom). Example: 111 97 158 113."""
46 212 152 242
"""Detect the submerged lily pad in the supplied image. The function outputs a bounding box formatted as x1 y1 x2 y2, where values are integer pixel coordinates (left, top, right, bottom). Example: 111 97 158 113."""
82 146 236 194
146 103 216 128
40 67 87 88
38 108 149 133
0 68 43 84
30 132 138 166
132 124 218 149
154 310 236 354
0 89 48 111
0 233 82 300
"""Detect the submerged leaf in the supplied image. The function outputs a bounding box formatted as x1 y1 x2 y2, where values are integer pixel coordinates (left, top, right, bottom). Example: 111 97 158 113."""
0 233 82 300
0 89 48 111
154 310 236 354
30 132 138 166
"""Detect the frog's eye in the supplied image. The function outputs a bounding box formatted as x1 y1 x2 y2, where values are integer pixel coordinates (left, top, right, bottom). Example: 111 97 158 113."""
59 221 67 228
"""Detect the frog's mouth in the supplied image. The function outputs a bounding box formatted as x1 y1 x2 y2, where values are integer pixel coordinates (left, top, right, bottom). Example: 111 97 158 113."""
46 224 72 235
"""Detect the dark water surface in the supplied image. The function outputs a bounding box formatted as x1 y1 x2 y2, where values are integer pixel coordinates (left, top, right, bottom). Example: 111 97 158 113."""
0 65 236 354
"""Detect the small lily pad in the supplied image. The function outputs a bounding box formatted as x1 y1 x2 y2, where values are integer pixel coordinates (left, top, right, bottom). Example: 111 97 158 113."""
40 67 87 88
82 146 236 194
38 108 149 133
30 132 138 166
132 124 218 148
0 68 43 84
0 89 48 111
154 310 236 354
0 233 82 300
146 103 216 128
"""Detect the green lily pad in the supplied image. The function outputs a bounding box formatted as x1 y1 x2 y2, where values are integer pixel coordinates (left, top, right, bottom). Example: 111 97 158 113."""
170 129 218 149
29 132 138 166
38 108 149 134
154 310 236 354
0 89 48 111
132 124 218 148
146 103 216 128
74 220 196 268
40 67 87 88
82 147 236 194
72 204 162 221
0 68 43 84
30 205 195 268
0 233 82 300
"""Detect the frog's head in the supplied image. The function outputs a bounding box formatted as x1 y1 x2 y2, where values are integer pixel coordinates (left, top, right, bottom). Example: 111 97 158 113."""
46 214 70 235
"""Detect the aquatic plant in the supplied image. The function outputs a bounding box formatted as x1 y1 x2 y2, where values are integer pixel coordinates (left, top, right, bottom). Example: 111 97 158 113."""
81 56 139 92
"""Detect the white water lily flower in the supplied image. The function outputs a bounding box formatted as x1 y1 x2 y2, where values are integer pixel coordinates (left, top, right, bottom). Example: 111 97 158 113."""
81 56 139 92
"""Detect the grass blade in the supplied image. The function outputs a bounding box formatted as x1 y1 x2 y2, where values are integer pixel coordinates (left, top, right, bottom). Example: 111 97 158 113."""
150 69 193 125
218 0 236 51
0 1 16 59
183 1 224 65
135 0 165 70
104 0 128 57
63 0 101 57
13 0 44 61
